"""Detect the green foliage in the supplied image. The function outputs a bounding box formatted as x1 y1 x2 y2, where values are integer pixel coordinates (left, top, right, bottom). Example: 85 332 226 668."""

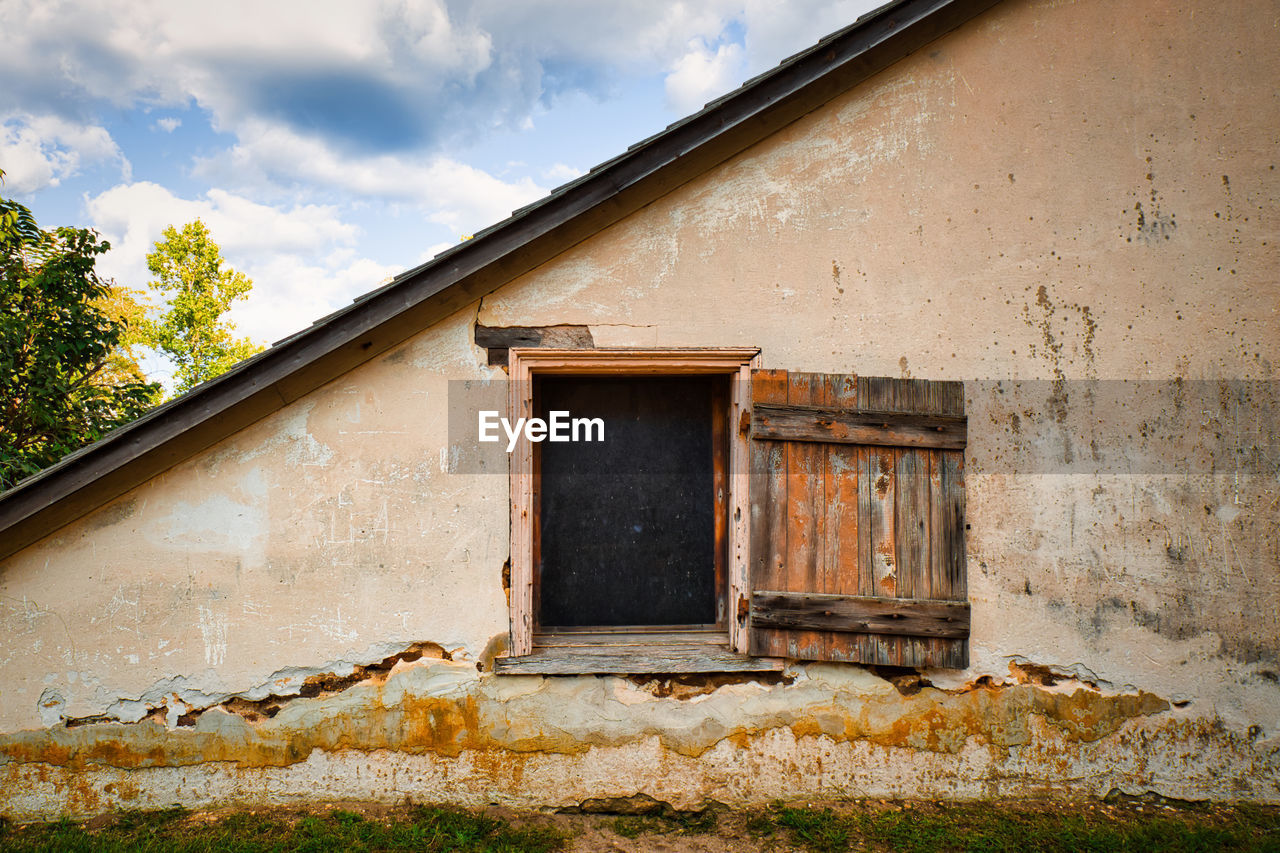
774 806 850 853
0 174 263 488
746 801 1280 853
95 284 153 389
143 219 262 395
1 801 1277 853
0 187 160 490
0 806 566 852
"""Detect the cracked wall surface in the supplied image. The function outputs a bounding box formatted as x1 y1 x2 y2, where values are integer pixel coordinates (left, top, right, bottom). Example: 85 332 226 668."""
5 659 1274 821
2 0 1278 817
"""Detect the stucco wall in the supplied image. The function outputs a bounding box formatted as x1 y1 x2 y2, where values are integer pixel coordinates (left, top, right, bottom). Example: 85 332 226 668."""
2 0 1277 817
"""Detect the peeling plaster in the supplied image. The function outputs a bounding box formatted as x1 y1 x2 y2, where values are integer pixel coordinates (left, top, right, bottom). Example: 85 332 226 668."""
32 641 445 731
5 658 1275 821
2 659 1171 769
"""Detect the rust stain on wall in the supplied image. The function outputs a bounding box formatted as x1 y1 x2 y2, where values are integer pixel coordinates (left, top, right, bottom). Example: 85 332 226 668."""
0 661 1168 771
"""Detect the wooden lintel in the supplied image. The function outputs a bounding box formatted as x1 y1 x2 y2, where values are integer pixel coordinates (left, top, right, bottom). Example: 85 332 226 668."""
750 591 970 638
474 324 594 366
751 404 967 449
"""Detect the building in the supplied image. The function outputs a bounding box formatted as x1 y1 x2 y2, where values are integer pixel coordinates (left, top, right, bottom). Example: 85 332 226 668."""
1 0 1277 818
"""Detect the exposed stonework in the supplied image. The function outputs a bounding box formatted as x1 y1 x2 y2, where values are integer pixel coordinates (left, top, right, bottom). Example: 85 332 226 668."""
6 659 1273 821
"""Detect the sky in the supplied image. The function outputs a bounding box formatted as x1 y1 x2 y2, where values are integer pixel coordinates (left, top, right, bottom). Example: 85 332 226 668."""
2 0 883 383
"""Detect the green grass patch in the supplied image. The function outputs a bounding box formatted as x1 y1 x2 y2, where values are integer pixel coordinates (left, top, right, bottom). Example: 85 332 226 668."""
4 799 1277 852
748 801 1280 853
0 806 565 853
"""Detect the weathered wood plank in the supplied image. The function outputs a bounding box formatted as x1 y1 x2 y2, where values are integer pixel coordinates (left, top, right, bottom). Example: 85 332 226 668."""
712 378 730 627
923 450 946 665
750 591 970 638
495 645 785 674
728 361 755 652
535 630 727 647
749 369 790 657
925 380 965 667
823 373 866 663
891 453 922 666
868 446 897 598
942 450 967 598
896 450 928 601
752 404 966 449
940 448 969 668
508 360 535 655
862 377 906 664
474 325 594 349
940 380 965 416
784 372 826 660
927 452 946 601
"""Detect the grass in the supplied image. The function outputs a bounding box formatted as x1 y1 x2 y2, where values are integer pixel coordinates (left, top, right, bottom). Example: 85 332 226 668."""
2 799 1277 852
747 800 1280 853
0 806 565 853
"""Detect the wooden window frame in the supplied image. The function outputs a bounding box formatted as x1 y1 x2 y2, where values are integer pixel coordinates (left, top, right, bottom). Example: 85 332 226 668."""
497 347 770 674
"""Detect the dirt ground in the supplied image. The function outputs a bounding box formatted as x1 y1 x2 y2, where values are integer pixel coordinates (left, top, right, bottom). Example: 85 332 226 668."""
544 797 1273 852
130 794 1275 852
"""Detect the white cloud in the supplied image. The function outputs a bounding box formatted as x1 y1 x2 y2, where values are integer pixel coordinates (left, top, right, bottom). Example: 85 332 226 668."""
741 0 883 75
1 0 493 146
450 0 740 71
86 181 356 269
542 162 583 184
235 253 402 346
664 39 746 114
0 0 885 213
0 113 129 194
420 241 456 263
193 121 547 236
1 1 737 153
0 0 892 391
83 182 388 345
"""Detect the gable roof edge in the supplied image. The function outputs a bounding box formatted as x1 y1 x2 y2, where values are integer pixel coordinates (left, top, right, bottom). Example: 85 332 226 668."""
0 0 1003 561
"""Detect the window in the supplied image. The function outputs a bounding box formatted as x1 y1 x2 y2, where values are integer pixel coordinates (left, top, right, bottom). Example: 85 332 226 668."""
494 349 969 674
535 374 725 630
497 349 760 674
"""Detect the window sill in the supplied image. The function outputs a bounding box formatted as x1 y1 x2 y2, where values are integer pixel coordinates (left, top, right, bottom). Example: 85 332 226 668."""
492 630 783 675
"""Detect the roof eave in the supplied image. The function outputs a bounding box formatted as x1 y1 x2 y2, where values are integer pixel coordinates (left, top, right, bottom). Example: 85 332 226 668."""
0 0 1002 561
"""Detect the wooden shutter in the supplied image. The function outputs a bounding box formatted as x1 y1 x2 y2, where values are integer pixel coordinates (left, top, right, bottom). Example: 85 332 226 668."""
747 370 968 668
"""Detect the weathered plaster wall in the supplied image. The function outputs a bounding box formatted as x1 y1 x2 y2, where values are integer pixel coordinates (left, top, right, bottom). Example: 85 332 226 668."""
1 309 510 732
1 0 1277 818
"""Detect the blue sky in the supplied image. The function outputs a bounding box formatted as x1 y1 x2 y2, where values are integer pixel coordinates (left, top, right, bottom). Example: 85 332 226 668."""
2 0 881 380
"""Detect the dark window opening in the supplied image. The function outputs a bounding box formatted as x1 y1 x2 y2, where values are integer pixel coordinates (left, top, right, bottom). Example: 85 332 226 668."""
534 375 728 630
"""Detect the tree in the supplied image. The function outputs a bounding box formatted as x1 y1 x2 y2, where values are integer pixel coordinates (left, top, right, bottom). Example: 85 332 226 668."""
96 283 154 388
0 182 160 490
144 220 262 395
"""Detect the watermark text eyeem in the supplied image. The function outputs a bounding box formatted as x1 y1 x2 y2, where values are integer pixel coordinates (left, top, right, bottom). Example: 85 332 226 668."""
478 410 604 452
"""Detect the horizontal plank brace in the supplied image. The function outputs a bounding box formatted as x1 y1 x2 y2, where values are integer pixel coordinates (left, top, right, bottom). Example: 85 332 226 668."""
750 591 970 639
751 403 966 449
